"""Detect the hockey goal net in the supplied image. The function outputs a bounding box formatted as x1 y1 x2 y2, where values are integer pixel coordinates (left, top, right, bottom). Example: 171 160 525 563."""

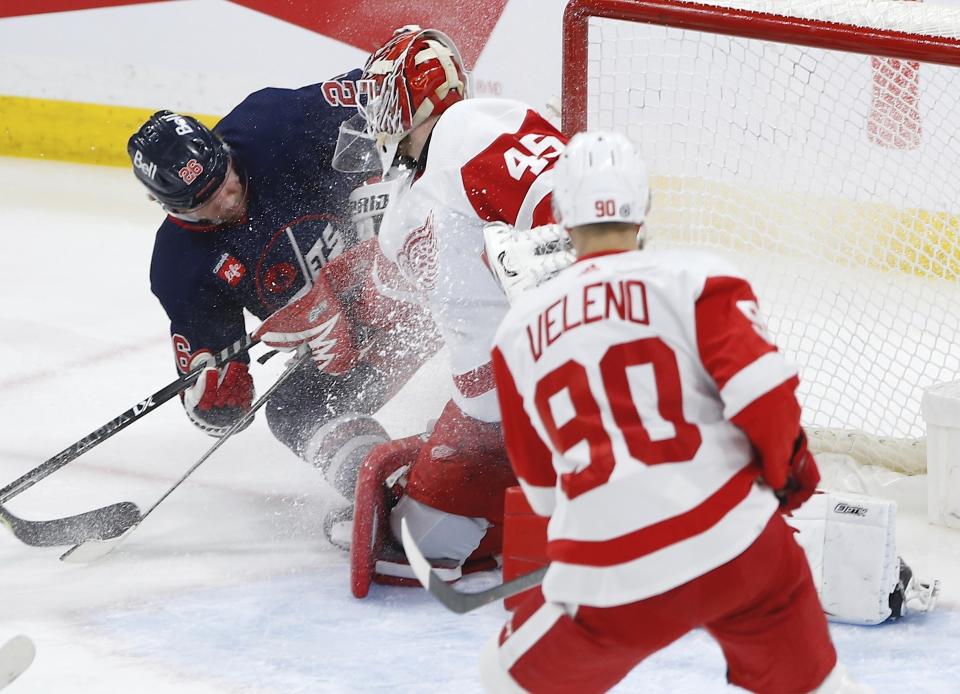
562 0 960 475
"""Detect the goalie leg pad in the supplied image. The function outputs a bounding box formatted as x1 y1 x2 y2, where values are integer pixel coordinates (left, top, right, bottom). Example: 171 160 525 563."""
404 400 517 524
787 491 900 624
350 436 421 598
349 432 505 598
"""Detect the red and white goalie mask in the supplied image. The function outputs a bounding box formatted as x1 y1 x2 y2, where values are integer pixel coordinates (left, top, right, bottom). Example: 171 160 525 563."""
356 25 469 175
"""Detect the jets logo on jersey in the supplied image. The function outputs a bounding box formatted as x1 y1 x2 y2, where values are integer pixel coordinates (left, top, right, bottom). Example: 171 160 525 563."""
397 213 438 292
213 253 246 287
321 79 378 107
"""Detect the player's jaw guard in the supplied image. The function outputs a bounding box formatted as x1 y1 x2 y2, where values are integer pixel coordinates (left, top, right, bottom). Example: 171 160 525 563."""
128 110 232 216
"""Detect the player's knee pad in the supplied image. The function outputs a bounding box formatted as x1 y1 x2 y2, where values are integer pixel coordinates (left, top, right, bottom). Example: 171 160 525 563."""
787 491 899 624
303 413 390 500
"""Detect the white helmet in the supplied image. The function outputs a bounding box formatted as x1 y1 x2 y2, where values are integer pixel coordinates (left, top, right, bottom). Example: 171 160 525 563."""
551 131 650 229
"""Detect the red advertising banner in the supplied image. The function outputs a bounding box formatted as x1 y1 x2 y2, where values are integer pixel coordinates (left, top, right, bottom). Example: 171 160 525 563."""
0 0 170 19
0 0 510 67
232 0 509 66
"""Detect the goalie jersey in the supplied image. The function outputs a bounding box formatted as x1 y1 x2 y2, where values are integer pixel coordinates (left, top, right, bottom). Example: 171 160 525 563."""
491 248 797 608
377 98 566 422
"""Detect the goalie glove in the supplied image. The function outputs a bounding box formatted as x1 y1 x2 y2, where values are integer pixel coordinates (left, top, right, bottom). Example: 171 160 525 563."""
254 273 360 375
483 222 575 303
182 352 255 437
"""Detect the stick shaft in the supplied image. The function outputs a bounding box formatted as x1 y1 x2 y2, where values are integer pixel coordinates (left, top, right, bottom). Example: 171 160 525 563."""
0 333 259 504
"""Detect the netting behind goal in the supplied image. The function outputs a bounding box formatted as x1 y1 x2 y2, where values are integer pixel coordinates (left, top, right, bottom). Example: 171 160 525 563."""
562 0 960 474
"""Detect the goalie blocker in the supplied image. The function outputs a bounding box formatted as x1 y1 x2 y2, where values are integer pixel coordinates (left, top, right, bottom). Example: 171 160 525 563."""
502 487 939 624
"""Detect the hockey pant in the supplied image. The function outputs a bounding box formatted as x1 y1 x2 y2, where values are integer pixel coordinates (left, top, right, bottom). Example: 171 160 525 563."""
482 513 838 694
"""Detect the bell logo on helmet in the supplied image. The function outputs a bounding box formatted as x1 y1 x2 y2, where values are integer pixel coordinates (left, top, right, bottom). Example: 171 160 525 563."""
160 112 195 136
132 150 157 181
178 159 204 185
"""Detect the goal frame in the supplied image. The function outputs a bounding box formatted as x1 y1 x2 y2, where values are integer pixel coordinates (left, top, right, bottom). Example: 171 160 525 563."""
561 0 960 136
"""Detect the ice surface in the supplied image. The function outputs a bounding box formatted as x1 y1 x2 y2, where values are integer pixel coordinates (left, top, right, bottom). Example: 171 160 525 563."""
0 157 957 692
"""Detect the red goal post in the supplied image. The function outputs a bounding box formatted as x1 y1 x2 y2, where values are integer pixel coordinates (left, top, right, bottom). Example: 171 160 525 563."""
563 0 960 135
560 0 960 475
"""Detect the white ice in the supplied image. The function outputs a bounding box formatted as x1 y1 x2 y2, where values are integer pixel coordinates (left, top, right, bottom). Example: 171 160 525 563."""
0 157 958 693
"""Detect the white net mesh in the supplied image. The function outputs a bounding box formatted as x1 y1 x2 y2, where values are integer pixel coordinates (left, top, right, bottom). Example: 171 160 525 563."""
574 0 960 473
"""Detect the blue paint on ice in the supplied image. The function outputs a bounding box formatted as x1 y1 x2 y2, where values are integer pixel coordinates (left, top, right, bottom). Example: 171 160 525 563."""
87 564 956 693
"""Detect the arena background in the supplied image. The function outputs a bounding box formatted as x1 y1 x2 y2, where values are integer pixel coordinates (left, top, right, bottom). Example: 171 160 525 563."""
0 0 569 166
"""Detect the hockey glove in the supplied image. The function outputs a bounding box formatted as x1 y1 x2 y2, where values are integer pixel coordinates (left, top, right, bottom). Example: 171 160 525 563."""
254 273 360 375
775 430 821 513
182 352 255 437
483 222 575 303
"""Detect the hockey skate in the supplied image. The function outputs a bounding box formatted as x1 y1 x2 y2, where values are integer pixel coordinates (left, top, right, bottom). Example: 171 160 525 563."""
888 558 940 620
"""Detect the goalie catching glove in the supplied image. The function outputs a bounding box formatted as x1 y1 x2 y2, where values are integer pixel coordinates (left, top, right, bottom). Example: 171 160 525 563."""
254 273 361 375
483 222 575 303
182 352 255 437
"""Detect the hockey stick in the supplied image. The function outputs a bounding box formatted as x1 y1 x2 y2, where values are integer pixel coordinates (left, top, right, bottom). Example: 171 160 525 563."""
0 331 260 507
0 501 139 548
0 635 35 690
0 333 260 546
399 518 547 614
60 349 310 563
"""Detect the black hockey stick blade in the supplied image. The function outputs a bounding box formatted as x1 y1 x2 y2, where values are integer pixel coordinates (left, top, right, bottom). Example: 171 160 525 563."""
61 350 309 564
0 635 35 690
0 501 141 547
400 518 547 614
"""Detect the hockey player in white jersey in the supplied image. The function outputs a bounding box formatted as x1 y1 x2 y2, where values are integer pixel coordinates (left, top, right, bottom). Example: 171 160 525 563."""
324 25 573 592
482 132 868 693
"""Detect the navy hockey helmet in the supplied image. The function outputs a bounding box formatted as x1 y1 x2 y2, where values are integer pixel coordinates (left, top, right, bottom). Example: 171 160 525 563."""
128 110 231 212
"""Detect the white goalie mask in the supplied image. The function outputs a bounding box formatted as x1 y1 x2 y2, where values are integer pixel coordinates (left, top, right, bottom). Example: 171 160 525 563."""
551 131 651 236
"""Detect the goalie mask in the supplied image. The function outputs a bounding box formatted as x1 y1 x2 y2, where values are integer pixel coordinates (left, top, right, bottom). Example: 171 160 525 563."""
354 25 469 175
551 131 650 236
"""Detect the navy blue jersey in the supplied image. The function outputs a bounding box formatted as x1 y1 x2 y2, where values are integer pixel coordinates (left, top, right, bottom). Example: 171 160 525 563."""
149 71 368 373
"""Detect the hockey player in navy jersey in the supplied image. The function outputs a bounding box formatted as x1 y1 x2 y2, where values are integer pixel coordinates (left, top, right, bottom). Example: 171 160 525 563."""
128 74 439 506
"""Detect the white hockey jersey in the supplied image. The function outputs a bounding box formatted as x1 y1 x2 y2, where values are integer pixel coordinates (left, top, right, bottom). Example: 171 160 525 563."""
377 98 565 422
491 248 799 607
